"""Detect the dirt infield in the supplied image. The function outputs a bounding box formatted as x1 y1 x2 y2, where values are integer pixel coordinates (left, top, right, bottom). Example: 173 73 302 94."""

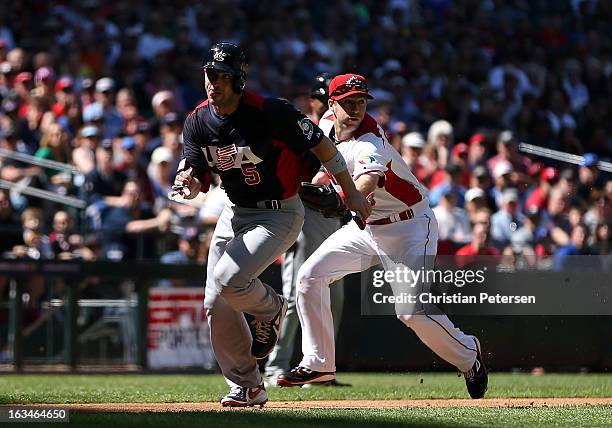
4 398 612 412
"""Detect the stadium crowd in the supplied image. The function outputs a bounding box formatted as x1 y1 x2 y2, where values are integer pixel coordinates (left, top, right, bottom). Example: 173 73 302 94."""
0 0 611 273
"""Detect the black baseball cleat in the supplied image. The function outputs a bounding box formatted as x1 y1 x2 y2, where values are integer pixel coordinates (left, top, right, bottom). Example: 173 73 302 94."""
276 366 336 387
220 384 268 407
463 336 488 399
250 295 288 359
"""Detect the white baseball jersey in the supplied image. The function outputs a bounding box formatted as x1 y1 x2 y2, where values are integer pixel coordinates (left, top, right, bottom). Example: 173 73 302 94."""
318 111 429 222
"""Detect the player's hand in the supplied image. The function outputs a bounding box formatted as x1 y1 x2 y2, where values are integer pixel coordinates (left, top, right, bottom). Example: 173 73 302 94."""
312 171 331 185
344 188 371 220
173 167 201 200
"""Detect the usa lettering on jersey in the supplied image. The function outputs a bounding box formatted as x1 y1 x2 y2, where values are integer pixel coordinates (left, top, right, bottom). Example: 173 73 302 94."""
216 144 238 171
204 145 263 169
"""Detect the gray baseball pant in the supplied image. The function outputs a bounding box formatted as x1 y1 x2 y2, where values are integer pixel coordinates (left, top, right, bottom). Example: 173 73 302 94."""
204 195 304 387
265 206 343 376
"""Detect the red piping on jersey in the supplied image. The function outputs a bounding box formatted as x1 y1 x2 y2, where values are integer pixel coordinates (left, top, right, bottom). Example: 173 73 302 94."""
384 161 423 206
241 91 265 110
190 99 209 116
272 139 301 199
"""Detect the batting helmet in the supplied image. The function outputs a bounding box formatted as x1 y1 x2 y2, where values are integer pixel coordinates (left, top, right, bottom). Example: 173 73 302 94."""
310 72 331 103
202 42 247 93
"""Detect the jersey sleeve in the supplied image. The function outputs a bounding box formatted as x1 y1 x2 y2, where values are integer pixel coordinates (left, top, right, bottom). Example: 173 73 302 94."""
352 138 388 179
266 98 324 154
180 112 212 192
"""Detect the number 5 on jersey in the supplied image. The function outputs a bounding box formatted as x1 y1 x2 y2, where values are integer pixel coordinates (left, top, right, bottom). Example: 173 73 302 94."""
241 164 261 185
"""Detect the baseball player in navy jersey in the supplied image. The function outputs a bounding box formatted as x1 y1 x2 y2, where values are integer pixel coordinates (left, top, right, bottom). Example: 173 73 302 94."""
172 44 371 407
264 74 347 386
277 74 488 399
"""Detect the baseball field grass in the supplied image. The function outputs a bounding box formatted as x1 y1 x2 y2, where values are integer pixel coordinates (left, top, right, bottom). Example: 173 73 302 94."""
0 372 611 427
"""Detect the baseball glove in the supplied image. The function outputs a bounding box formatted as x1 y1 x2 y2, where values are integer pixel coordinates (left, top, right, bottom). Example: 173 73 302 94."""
299 182 349 218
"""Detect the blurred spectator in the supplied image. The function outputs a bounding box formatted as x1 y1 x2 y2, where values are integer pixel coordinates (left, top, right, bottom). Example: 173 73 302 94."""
578 153 605 202
487 130 530 176
525 167 559 211
11 207 52 260
557 168 582 206
464 187 488 223
593 221 611 256
428 164 466 208
100 180 172 260
568 204 585 230
432 188 471 246
151 90 176 122
491 189 524 250
72 125 101 174
0 189 21 254
490 161 515 209
400 132 427 181
426 120 453 171
47 210 89 260
456 208 500 268
539 188 572 248
158 226 202 288
511 206 545 256
83 139 126 205
553 223 598 271
148 146 174 209
11 229 53 260
467 133 489 169
34 122 72 189
33 66 55 105
584 190 612 233
83 77 123 138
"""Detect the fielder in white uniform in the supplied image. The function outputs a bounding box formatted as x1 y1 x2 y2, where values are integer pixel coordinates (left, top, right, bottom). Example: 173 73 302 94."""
277 74 488 399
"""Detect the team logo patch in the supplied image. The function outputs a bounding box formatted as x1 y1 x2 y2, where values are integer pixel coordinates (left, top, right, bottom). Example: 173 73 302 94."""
298 118 315 140
346 75 361 86
213 48 226 62
358 152 377 165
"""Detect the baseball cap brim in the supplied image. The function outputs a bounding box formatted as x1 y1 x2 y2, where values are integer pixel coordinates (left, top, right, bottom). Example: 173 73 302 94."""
330 90 374 101
202 62 240 74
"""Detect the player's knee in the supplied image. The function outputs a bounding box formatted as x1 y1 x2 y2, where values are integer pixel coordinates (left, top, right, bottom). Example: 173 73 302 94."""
296 263 322 294
212 263 246 289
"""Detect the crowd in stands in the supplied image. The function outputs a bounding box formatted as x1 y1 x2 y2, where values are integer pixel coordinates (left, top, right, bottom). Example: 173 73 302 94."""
0 0 611 274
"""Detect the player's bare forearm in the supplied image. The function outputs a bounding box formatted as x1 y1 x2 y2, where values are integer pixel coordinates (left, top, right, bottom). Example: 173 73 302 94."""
354 173 378 196
310 135 337 163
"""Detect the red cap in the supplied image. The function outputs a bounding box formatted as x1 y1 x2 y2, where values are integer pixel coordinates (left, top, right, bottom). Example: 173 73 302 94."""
451 142 469 157
15 72 32 84
469 133 486 146
540 167 559 182
328 74 373 101
527 162 543 177
54 77 73 92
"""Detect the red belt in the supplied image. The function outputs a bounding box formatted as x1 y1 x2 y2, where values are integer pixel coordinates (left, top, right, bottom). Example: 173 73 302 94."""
367 208 415 225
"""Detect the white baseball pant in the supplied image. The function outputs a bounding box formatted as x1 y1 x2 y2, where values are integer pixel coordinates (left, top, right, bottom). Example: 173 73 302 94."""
296 203 478 373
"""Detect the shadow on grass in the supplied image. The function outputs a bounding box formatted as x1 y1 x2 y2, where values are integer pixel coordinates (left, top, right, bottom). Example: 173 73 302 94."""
60 410 463 428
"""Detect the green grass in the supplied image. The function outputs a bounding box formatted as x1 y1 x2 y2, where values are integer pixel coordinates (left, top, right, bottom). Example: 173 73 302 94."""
0 373 611 404
1 373 611 427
